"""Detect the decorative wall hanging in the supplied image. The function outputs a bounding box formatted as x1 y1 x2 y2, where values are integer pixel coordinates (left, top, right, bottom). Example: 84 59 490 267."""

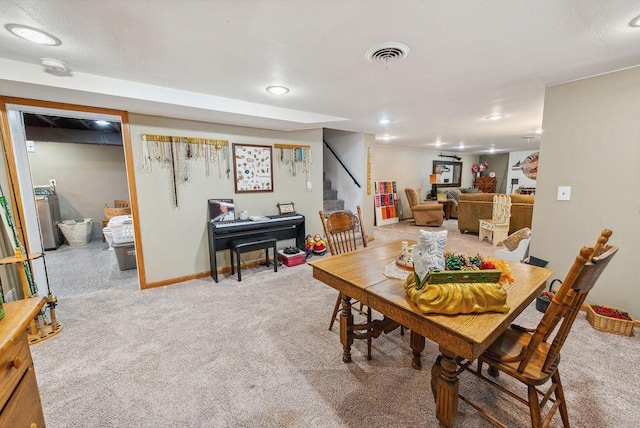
274 143 312 183
277 202 296 215
233 143 273 193
367 147 372 195
141 134 230 207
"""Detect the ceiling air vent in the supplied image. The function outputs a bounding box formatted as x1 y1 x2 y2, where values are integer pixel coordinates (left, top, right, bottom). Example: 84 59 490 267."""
366 42 411 65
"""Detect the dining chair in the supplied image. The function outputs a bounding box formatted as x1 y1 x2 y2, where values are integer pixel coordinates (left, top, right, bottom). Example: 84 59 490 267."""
319 206 373 358
457 229 617 428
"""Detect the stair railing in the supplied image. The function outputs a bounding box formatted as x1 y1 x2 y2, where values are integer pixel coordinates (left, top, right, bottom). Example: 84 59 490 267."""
323 139 361 188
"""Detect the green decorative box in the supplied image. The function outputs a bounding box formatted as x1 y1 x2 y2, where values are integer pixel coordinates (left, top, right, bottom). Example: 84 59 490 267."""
426 269 502 284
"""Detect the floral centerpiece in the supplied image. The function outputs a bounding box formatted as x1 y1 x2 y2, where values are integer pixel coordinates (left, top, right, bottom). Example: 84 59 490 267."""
404 230 515 315
471 161 489 176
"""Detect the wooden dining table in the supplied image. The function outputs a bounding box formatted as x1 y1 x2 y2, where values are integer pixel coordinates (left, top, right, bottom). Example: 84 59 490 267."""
308 239 553 427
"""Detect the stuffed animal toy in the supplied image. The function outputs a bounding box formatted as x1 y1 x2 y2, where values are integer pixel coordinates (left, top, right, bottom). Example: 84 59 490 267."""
305 234 314 258
312 234 327 255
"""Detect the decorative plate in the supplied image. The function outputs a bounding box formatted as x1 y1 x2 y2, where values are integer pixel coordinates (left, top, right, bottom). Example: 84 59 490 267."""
521 152 539 180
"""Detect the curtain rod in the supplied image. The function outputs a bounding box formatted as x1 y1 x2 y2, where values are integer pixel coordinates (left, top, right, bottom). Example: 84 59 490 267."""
273 143 311 149
142 134 228 146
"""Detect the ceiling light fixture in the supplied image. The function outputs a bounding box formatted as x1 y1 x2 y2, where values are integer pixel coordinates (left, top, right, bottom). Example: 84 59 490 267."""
40 58 68 72
379 135 393 141
6 24 61 46
630 15 640 27
266 85 289 95
377 118 391 125
486 114 505 121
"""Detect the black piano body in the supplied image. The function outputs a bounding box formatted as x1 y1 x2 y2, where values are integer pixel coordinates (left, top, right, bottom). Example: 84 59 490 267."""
207 214 305 282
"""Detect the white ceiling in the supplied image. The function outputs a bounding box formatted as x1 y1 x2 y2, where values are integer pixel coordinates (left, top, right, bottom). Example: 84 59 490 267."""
1 0 639 154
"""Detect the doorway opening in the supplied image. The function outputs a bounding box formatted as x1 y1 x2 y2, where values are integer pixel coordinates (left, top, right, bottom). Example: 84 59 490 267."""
0 98 143 305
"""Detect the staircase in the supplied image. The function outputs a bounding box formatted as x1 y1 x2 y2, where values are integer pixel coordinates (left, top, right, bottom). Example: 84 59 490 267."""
323 174 344 213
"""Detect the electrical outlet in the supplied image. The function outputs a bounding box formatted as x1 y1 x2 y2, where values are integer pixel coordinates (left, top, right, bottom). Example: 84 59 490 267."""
557 186 571 201
49 179 56 187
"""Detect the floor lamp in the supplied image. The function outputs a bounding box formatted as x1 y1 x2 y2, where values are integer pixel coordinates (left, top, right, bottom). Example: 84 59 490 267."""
430 174 439 199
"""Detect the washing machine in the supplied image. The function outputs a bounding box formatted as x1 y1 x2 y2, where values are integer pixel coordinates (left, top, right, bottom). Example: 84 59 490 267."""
35 186 62 250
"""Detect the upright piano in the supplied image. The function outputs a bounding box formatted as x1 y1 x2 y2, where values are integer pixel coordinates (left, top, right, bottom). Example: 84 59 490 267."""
207 214 305 282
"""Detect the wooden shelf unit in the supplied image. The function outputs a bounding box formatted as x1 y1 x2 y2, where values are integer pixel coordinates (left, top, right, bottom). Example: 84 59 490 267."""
0 297 46 427
474 176 497 193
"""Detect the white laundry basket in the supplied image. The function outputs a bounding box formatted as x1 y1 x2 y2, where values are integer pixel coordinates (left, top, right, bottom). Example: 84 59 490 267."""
58 218 93 245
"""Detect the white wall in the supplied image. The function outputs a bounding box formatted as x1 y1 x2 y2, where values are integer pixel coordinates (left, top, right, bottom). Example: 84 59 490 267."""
28 141 129 239
373 146 478 219
128 114 323 284
532 66 640 317
323 128 364 215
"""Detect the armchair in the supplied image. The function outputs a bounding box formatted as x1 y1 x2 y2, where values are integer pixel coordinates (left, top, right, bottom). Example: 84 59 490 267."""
404 188 444 227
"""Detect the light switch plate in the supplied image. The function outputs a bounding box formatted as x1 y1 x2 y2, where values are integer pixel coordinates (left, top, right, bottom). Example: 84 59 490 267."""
557 186 571 201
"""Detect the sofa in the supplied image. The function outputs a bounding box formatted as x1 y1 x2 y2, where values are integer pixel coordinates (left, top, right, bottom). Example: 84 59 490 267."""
404 188 444 227
457 193 534 234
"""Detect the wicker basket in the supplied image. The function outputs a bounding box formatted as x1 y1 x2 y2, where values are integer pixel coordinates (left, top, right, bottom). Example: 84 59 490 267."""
58 218 93 246
586 304 634 336
535 279 562 313
104 204 131 220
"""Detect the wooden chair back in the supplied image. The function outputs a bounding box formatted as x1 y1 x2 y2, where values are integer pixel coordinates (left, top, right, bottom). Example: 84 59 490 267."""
114 199 130 208
319 206 367 256
518 230 617 373
491 194 511 224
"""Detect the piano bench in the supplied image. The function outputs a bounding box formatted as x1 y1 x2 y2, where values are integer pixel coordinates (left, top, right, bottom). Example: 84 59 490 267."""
229 236 278 281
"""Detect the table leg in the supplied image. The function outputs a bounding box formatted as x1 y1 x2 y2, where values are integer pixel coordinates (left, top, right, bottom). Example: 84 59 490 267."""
431 348 459 428
410 331 425 370
339 295 353 363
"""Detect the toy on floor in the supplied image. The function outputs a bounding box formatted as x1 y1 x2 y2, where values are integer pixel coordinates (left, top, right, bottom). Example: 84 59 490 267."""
305 234 314 258
312 234 327 255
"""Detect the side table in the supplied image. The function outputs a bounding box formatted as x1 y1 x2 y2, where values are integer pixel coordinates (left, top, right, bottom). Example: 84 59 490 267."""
438 200 452 220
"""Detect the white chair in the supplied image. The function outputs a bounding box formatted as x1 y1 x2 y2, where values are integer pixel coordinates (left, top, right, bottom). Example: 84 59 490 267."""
494 237 530 262
479 194 511 246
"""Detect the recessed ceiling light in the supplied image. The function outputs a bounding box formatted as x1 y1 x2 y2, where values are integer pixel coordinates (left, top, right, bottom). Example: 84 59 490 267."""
6 24 61 46
94 120 110 126
40 58 68 72
266 85 289 95
377 118 391 125
630 15 640 27
486 114 505 121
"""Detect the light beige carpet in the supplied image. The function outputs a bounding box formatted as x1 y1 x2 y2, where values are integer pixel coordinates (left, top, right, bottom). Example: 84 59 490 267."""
29 219 638 427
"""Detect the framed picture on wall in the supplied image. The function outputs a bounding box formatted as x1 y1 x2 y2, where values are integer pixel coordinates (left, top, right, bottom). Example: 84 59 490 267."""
233 143 273 193
277 202 296 215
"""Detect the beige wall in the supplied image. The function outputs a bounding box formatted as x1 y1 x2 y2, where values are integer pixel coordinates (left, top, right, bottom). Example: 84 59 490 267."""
532 66 640 317
374 146 478 219
28 141 129 239
128 114 324 284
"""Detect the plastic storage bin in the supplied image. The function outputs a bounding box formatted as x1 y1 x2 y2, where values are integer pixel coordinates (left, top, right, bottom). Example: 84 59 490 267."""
108 215 134 244
58 218 92 246
112 242 136 271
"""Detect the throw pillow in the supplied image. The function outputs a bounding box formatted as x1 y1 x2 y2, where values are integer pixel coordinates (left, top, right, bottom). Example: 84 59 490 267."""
445 190 460 202
500 227 531 251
